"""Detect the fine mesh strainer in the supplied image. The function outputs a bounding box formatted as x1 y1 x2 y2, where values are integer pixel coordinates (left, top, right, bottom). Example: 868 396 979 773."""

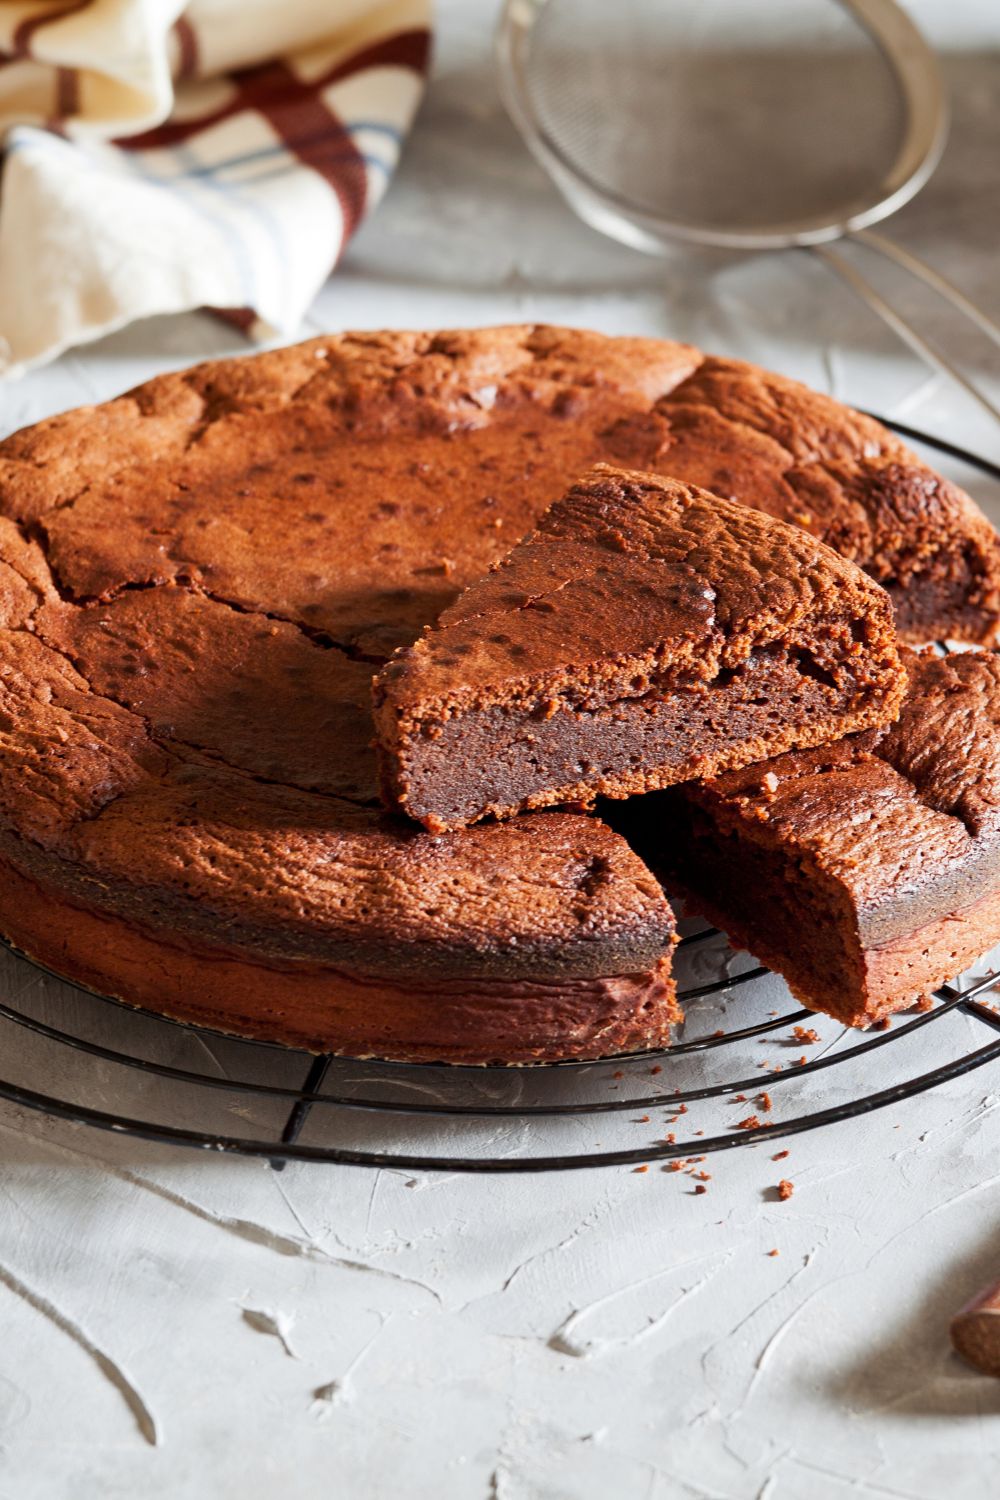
497 0 1000 423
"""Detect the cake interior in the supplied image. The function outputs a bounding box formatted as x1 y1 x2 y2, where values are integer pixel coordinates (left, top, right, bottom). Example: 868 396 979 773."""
656 793 871 1024
387 628 901 832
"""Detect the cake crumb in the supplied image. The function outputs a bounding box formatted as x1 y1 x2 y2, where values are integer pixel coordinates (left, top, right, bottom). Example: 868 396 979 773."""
732 1093 747 1103
664 1132 676 1144
794 1055 808 1066
772 1149 790 1161
767 1249 780 1258
792 1025 820 1044
637 1115 650 1123
777 1179 794 1200
633 1164 648 1174
694 1184 708 1195
649 1064 662 1075
737 1115 762 1131
758 1091 773 1112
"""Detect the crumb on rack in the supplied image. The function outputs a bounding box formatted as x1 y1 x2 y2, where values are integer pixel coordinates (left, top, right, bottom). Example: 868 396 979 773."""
792 1025 820 1044
758 1091 773 1112
772 1149 790 1161
633 1164 648 1174
737 1115 762 1131
777 1179 794 1200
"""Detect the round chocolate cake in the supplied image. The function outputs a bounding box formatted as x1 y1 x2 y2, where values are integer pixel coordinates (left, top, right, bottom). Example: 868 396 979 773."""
0 326 997 1062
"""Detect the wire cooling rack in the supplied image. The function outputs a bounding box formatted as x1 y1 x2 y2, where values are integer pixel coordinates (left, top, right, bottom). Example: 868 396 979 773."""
0 420 997 1173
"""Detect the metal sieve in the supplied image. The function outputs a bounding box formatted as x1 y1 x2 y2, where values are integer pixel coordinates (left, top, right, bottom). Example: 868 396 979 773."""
497 0 1000 422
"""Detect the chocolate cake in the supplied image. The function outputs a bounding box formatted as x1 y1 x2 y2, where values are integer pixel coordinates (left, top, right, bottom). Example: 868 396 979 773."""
640 648 1000 1027
373 465 907 832
0 324 996 1061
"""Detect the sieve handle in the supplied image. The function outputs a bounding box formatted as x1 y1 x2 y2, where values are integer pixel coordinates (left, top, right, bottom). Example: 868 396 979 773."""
811 235 1000 427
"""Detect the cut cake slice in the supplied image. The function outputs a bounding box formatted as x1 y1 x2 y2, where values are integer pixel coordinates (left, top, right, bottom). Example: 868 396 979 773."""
373 464 907 832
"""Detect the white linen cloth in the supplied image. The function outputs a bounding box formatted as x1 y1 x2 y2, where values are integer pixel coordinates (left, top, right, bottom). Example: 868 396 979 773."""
0 0 431 376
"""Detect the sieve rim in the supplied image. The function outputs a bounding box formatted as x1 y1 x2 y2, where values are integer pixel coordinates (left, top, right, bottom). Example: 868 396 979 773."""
496 0 949 252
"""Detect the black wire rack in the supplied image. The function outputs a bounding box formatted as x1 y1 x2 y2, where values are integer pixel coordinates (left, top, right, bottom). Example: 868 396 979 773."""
0 420 997 1173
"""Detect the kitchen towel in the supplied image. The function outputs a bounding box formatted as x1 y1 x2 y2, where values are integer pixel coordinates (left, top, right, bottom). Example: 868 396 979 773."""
0 0 431 377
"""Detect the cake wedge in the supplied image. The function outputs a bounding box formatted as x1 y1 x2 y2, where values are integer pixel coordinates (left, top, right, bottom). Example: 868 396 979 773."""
374 464 907 832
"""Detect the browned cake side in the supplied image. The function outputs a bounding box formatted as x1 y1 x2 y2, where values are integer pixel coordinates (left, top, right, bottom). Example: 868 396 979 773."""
637 648 1000 1027
373 465 908 832
0 324 996 1060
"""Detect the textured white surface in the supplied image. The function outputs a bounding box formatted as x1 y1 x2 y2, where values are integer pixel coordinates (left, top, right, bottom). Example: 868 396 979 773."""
1 3 1000 1497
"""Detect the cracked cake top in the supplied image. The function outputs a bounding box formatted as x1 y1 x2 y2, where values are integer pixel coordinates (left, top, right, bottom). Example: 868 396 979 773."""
1 325 998 655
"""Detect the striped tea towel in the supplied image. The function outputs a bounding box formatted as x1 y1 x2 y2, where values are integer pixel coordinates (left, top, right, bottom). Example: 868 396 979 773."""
0 0 431 378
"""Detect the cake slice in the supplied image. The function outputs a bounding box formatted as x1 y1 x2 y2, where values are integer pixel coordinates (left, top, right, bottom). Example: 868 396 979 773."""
373 464 907 832
641 647 1000 1027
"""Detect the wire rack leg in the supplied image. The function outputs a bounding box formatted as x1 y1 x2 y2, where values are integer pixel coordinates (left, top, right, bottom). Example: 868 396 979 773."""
270 1054 332 1171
